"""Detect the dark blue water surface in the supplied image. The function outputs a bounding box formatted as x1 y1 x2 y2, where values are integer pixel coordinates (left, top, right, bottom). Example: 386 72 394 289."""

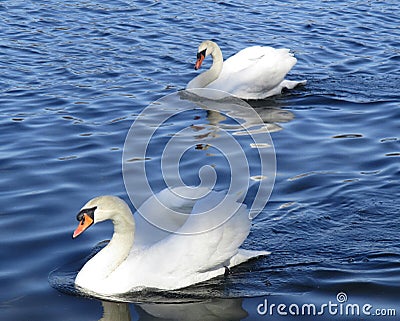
1 0 400 320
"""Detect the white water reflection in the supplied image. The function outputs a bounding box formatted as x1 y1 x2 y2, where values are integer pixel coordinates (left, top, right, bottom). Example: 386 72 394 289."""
98 298 247 321
123 89 279 232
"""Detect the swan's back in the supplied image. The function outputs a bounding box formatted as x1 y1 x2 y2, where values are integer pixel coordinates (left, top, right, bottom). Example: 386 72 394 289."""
208 46 298 99
132 186 211 248
144 191 252 271
176 191 252 272
223 46 293 72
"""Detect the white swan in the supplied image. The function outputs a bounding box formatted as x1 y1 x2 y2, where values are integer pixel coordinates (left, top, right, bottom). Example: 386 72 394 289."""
186 40 306 100
72 187 269 295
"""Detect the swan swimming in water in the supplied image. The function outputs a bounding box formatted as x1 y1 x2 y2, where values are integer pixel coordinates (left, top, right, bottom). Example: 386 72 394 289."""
186 40 306 100
72 187 269 296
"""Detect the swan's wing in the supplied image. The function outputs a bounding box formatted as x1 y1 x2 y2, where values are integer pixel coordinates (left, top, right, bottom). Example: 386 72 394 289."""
153 191 252 274
132 186 211 248
209 46 298 99
187 192 252 272
221 46 278 73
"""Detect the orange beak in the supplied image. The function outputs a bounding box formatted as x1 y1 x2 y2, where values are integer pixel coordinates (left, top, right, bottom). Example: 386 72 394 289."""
73 213 94 239
194 54 205 70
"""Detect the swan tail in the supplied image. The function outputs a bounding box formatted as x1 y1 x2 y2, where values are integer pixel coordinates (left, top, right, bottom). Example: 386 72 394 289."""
260 79 306 99
280 79 307 90
228 248 271 268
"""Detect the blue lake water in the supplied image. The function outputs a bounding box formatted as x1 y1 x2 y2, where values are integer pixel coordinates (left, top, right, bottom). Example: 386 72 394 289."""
1 0 400 320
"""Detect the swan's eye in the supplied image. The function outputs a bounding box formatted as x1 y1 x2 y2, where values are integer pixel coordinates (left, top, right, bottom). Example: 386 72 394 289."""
76 212 84 222
197 49 207 59
76 206 97 222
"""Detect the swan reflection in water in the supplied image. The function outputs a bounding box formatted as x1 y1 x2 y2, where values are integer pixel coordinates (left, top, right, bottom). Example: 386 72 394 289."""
179 88 294 135
98 298 247 321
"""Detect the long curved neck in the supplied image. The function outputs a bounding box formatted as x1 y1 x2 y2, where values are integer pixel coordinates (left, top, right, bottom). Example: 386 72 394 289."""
77 208 135 283
187 45 223 89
